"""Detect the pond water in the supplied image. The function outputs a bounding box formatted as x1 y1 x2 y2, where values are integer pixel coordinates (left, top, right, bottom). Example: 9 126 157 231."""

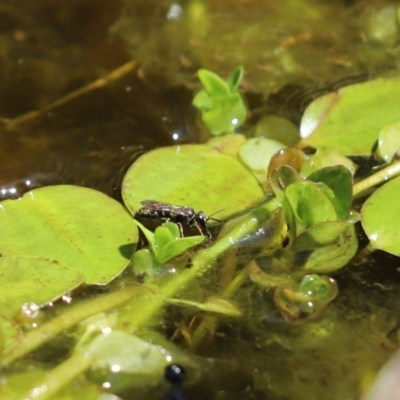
1 0 400 399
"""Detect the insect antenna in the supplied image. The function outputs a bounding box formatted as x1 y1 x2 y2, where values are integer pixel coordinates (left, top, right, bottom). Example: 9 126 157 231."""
207 208 225 223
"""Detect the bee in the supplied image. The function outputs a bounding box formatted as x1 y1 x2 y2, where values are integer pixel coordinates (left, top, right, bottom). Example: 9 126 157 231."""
135 200 221 239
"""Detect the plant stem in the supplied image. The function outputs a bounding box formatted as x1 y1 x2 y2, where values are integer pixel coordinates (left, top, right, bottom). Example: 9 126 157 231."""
3 200 278 399
353 160 400 197
18 353 92 400
1 287 136 367
191 266 250 348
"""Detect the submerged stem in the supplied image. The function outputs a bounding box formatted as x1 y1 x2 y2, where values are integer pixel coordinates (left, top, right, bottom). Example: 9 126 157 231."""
1 288 136 367
18 353 92 400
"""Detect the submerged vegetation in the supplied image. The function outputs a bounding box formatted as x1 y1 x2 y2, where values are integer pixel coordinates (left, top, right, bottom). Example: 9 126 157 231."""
1 1 400 400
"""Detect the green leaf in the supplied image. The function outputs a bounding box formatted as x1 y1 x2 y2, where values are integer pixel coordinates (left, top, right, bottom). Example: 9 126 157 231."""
300 147 356 177
197 69 229 98
192 90 214 111
362 175 400 255
154 224 176 250
0 256 84 318
293 221 351 250
296 224 358 273
134 219 156 252
255 115 300 146
0 185 138 285
239 137 285 174
156 235 205 264
86 330 169 374
0 315 20 351
226 66 243 93
201 93 247 135
199 297 241 317
122 144 263 223
270 165 303 200
307 166 353 220
131 249 158 276
375 121 400 163
299 77 400 155
284 181 338 230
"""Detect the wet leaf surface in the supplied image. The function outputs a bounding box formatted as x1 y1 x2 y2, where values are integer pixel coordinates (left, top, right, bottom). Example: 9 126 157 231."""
300 77 400 154
122 144 263 220
0 185 138 285
362 175 400 255
0 256 84 318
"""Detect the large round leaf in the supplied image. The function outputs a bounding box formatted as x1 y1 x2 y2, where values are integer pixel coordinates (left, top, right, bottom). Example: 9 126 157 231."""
0 256 84 318
122 144 263 218
299 76 400 155
361 176 400 255
0 185 138 284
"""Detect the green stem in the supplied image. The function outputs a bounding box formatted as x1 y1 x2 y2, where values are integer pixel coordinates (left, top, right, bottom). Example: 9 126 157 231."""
3 200 279 399
18 353 92 400
1 287 136 367
127 201 275 329
191 266 250 348
353 160 400 197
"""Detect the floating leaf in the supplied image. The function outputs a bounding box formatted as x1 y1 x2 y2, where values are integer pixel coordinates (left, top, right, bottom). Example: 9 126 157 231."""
0 185 138 285
122 145 263 222
299 77 400 154
255 115 300 146
239 137 285 178
0 256 84 317
207 133 247 157
375 121 400 163
362 175 400 255
0 315 20 351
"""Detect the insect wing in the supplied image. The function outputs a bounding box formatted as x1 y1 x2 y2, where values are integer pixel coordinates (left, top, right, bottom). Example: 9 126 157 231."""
140 200 193 218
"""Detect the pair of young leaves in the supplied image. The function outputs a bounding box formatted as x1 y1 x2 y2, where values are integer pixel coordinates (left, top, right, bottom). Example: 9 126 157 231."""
270 164 358 273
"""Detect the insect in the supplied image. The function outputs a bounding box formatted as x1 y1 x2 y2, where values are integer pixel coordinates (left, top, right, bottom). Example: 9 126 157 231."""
135 200 221 239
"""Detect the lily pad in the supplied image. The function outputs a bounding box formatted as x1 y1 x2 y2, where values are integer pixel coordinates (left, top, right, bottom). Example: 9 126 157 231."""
0 314 20 351
362 175 400 255
299 76 400 155
375 121 400 163
0 185 138 285
122 144 263 220
0 256 84 318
